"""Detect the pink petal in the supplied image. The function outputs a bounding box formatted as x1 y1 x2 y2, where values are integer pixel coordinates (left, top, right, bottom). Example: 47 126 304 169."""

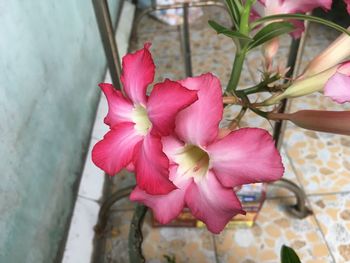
207 128 284 187
134 133 177 195
147 79 198 136
99 83 134 127
162 135 185 166
345 0 350 14
92 123 143 176
264 0 331 14
176 73 223 146
324 72 350 104
289 20 305 39
121 43 155 105
262 0 331 38
130 178 190 224
185 171 244 234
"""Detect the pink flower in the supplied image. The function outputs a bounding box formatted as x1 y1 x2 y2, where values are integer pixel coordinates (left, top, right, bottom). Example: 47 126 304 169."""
92 44 198 195
324 62 350 103
254 0 332 38
130 73 284 233
253 0 332 69
345 0 350 14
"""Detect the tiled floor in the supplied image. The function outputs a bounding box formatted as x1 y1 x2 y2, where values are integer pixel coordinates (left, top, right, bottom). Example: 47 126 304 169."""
96 6 350 263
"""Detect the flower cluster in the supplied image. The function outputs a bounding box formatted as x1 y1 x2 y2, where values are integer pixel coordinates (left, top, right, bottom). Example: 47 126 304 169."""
92 44 284 233
92 0 350 234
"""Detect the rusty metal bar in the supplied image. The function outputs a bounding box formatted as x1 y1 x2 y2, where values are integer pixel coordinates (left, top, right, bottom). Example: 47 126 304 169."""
181 3 193 77
92 0 122 89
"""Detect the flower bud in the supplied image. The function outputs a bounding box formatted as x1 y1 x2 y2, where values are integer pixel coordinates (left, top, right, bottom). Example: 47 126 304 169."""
263 38 280 71
262 61 350 105
269 110 350 135
301 28 350 78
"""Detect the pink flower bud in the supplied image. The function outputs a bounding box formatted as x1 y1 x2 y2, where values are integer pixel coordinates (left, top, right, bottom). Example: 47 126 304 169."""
269 110 350 135
301 28 350 78
263 61 350 105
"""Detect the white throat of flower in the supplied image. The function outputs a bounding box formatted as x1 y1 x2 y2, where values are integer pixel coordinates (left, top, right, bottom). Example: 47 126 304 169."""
132 104 152 135
174 145 210 182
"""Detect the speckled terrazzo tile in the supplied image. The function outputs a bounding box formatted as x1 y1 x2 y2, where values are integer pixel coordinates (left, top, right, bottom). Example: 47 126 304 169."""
305 24 338 46
288 92 350 112
190 27 236 57
192 51 234 87
282 126 350 195
130 30 182 58
133 14 179 35
309 193 350 263
143 225 217 263
153 56 186 83
214 198 332 263
103 211 217 263
190 6 232 31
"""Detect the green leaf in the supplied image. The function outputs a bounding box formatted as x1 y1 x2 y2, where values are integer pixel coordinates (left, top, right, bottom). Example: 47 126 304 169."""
248 22 294 50
224 0 242 27
163 254 176 263
252 13 350 36
208 20 252 41
281 245 301 263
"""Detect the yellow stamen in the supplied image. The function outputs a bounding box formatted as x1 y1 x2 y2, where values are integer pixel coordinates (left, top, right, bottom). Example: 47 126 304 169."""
174 145 210 181
132 104 152 135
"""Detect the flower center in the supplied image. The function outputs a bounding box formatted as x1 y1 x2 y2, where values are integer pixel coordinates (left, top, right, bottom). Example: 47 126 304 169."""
132 104 152 135
174 145 210 180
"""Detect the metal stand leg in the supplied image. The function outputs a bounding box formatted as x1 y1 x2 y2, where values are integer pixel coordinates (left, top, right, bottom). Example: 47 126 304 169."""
94 185 134 236
269 23 312 219
181 3 193 77
270 179 312 218
92 0 122 89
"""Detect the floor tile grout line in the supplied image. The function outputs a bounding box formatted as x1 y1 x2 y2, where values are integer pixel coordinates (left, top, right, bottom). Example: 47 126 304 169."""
78 194 100 204
283 146 336 263
306 191 350 197
212 234 220 263
282 143 310 196
309 210 336 263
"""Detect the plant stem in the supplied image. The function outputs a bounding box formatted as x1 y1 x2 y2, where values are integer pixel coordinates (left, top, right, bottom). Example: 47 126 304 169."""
242 74 281 95
228 106 247 129
223 96 241 105
226 47 248 92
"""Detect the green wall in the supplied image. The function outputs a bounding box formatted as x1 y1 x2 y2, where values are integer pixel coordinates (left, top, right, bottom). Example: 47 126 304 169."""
0 1 120 262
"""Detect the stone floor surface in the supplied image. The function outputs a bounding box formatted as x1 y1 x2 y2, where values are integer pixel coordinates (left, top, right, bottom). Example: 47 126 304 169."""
98 5 350 263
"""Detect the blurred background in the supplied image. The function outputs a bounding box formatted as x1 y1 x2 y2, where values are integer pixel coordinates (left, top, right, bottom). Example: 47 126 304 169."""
1 1 350 263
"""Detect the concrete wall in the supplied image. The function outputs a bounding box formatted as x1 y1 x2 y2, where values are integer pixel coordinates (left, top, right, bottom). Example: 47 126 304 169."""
0 1 120 262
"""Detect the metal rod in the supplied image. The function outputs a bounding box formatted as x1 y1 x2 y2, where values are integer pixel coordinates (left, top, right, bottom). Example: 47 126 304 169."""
270 22 311 218
272 38 300 148
181 3 193 77
269 179 312 218
92 0 122 89
94 185 135 236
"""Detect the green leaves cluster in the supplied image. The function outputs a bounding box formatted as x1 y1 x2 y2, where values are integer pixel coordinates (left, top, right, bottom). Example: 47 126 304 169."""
209 0 296 52
208 0 350 93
